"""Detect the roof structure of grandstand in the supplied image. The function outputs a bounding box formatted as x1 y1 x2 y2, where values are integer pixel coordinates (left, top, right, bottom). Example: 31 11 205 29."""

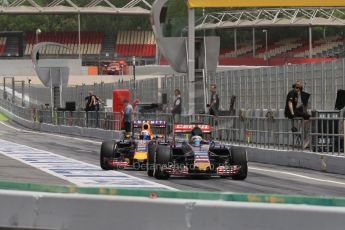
0 0 152 14
196 8 345 30
0 3 345 66
195 8 345 60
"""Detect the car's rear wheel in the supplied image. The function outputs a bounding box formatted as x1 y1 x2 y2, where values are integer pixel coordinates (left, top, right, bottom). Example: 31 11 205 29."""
147 141 156 177
100 141 115 170
153 145 171 180
231 146 248 180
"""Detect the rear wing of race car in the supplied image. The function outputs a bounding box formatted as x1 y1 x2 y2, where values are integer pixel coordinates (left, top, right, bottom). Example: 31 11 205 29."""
172 124 213 143
133 120 167 139
173 124 212 133
133 120 167 128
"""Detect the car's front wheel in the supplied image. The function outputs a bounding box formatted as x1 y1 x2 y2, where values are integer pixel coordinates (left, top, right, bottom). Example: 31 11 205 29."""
231 146 248 180
100 141 116 170
153 145 171 180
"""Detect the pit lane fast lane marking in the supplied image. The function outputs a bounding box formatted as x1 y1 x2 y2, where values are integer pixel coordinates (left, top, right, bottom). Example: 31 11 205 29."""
250 167 345 186
0 139 176 190
0 121 101 145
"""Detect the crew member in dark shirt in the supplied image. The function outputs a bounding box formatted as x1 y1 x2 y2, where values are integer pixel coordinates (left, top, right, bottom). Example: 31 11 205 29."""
285 80 311 149
171 89 182 123
209 84 219 116
285 80 310 120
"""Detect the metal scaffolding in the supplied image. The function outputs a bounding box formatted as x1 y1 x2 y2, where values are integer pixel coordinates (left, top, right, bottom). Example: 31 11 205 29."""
0 0 152 14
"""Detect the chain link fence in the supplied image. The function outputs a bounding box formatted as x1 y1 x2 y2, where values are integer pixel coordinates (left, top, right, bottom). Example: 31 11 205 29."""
208 59 345 112
2 59 345 114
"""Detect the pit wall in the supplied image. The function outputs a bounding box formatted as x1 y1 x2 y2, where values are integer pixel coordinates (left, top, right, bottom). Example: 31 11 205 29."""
0 184 345 230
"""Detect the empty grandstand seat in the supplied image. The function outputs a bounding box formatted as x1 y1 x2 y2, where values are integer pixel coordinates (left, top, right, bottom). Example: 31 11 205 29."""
114 30 156 57
24 31 104 56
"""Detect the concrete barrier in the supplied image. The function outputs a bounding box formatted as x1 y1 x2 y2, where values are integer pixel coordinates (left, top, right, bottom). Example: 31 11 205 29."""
0 106 123 141
0 189 344 230
246 147 345 175
40 123 60 133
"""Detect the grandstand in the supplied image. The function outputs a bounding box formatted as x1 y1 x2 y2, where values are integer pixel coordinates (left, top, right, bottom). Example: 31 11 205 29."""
115 30 156 57
220 36 345 59
24 31 104 56
19 30 157 64
0 7 344 67
0 28 341 67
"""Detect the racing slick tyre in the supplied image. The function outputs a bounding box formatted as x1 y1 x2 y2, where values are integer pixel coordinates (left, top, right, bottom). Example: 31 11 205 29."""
100 141 115 170
230 146 248 180
153 145 171 180
147 141 156 177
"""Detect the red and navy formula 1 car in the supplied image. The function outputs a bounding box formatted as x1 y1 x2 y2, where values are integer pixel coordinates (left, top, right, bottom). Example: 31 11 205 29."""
100 120 167 170
147 124 248 180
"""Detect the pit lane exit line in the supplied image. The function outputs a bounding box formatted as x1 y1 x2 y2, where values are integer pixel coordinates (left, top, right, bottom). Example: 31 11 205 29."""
250 167 345 186
0 139 176 190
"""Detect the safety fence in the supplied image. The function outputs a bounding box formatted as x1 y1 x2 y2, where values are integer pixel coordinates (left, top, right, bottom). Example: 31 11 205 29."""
0 77 160 110
2 59 345 114
208 59 345 112
1 98 344 155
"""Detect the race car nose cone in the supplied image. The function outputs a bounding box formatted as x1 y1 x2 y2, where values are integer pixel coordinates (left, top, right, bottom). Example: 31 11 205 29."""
134 152 148 160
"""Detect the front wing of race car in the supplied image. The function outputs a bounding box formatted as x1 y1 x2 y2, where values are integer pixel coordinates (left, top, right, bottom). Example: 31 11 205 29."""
149 142 247 179
162 164 242 177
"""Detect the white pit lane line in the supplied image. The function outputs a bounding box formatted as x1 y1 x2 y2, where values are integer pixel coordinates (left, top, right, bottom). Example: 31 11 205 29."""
0 138 176 190
250 167 345 186
0 121 101 145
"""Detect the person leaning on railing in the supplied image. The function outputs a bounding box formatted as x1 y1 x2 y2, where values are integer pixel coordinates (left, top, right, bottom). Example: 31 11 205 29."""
284 80 311 149
284 80 310 120
85 91 100 127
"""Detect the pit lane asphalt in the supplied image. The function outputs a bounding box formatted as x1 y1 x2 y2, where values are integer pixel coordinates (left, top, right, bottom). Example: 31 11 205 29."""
1 120 345 196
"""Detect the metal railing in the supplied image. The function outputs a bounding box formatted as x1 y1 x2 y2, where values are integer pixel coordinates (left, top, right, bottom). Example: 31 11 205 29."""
2 59 345 115
0 98 344 155
310 117 344 155
39 110 122 130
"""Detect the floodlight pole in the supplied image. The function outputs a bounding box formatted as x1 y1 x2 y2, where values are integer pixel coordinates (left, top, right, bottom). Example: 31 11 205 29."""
234 28 237 57
28 79 31 106
132 56 136 100
262 29 268 63
252 28 256 57
35 28 41 44
78 14 81 59
188 8 195 114
309 26 313 58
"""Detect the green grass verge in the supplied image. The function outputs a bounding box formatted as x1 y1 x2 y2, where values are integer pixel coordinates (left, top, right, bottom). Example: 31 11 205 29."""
0 112 8 121
0 180 344 207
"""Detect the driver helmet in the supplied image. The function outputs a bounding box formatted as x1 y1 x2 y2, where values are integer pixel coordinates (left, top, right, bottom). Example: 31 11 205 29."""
141 130 150 140
191 135 202 146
